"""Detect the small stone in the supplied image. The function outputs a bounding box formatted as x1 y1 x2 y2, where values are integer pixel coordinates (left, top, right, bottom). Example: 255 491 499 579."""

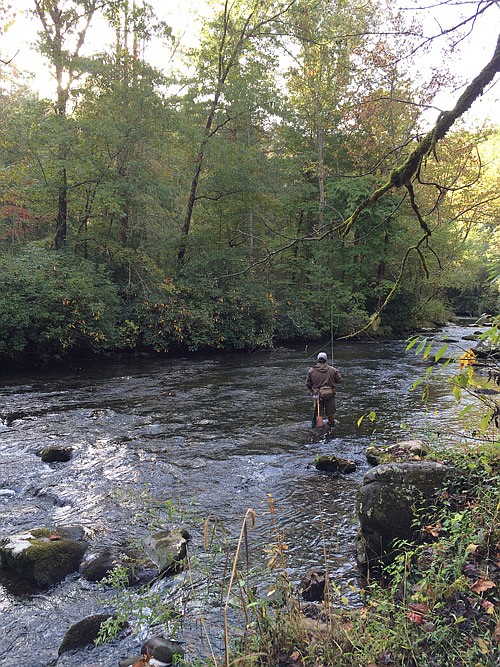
315 455 356 474
39 446 73 463
141 635 185 664
299 568 326 602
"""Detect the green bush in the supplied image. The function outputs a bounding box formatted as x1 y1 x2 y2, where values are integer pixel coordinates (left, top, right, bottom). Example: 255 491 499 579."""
124 276 277 353
0 248 120 363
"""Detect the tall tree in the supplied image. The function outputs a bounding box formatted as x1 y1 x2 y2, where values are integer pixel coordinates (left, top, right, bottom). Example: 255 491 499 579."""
285 0 376 230
33 0 99 249
176 0 295 268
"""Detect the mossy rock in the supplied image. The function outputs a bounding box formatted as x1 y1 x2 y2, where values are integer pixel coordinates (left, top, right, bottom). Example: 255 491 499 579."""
365 439 430 466
141 528 189 575
0 526 88 587
356 462 459 574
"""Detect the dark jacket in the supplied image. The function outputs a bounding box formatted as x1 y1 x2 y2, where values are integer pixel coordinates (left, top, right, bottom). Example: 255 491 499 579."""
306 362 343 394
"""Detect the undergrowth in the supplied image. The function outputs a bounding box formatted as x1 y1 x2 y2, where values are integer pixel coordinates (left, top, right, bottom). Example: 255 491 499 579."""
229 444 500 667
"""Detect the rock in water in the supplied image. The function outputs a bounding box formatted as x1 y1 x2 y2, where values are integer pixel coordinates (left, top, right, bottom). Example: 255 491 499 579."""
0 526 88 587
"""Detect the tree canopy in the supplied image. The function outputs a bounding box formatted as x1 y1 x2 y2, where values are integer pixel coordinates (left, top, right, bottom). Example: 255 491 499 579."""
0 0 498 364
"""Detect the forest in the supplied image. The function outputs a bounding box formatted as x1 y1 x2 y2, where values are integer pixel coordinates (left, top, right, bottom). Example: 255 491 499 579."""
0 0 499 365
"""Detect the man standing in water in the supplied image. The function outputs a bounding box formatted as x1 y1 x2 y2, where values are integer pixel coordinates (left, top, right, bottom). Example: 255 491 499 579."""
306 352 343 426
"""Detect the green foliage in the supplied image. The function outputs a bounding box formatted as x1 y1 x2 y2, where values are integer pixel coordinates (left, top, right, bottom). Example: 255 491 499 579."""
96 565 180 645
0 0 498 361
0 248 120 362
125 273 277 353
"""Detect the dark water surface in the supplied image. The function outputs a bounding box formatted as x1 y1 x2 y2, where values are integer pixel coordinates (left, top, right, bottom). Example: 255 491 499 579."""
0 324 483 666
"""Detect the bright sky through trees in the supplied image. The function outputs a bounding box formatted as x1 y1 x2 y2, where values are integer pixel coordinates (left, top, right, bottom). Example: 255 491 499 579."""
2 0 499 125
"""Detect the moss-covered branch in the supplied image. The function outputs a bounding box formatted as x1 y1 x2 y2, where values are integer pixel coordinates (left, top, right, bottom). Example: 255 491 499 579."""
340 32 500 238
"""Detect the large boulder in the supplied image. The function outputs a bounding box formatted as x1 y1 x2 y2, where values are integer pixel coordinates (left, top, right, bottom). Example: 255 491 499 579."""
356 462 458 575
0 526 88 587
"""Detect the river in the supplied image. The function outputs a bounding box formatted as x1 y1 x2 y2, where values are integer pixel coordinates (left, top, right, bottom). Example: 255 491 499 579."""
0 323 485 666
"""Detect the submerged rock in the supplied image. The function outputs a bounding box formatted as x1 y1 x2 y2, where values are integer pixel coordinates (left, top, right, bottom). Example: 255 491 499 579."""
0 525 88 587
39 446 73 463
315 455 356 474
79 547 157 584
58 614 121 654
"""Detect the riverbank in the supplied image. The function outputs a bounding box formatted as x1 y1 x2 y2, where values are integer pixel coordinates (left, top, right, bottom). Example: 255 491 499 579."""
223 441 500 667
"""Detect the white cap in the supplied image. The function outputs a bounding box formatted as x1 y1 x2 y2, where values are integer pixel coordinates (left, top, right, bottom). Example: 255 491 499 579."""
317 352 327 362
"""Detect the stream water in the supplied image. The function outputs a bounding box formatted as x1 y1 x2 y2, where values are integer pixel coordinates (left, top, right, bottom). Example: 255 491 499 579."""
0 323 486 666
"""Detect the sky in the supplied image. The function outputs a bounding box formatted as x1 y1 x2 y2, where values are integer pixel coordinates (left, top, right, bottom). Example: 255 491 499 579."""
1 0 499 125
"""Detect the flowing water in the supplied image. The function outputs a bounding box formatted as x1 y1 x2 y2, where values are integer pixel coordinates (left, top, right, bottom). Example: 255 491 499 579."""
0 323 486 666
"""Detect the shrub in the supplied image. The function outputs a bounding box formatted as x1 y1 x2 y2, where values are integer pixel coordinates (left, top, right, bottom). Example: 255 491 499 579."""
0 247 120 363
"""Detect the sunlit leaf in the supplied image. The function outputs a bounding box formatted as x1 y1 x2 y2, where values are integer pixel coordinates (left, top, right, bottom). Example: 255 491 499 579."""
442 357 452 370
423 342 433 359
411 377 423 391
405 336 420 351
458 404 474 418
435 344 448 361
415 338 428 355
480 410 493 433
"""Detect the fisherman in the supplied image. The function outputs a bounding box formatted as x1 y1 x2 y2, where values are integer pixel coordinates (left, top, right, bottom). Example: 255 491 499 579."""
306 352 343 426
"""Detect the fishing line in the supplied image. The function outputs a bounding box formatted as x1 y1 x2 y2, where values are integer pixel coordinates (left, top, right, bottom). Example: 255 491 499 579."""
303 300 340 364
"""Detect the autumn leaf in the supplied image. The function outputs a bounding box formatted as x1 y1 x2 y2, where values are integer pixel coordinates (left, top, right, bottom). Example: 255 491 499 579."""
407 611 424 624
407 602 429 625
482 600 495 615
476 637 491 655
471 578 496 593
424 522 442 537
